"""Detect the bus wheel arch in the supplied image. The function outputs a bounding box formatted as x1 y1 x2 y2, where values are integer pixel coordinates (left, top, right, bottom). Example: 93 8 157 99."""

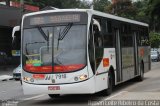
137 60 144 81
141 60 144 78
109 66 115 87
141 60 144 71
48 94 60 98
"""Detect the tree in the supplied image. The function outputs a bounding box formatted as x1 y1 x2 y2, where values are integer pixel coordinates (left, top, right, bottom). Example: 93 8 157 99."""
11 0 90 9
149 0 160 18
106 0 136 19
93 0 111 12
148 0 160 32
79 0 91 9
149 32 160 48
133 0 149 23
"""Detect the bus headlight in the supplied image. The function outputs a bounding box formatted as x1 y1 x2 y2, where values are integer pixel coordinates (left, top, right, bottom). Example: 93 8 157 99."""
30 78 34 82
79 75 87 81
74 75 88 81
23 77 31 81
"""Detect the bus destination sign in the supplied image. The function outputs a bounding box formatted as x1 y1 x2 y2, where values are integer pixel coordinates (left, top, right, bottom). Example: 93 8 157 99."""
30 14 80 25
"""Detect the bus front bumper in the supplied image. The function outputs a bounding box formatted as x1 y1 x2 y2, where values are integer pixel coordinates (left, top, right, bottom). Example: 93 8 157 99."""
22 77 95 95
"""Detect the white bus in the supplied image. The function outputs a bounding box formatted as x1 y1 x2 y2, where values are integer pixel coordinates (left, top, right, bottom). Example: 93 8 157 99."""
21 9 151 98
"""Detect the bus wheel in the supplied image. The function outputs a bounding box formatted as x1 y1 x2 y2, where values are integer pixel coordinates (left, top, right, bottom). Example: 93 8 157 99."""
137 63 144 81
105 72 113 96
48 94 60 98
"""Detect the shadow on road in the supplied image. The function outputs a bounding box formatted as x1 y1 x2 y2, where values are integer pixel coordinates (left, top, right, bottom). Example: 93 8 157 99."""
18 77 149 106
19 95 98 106
113 77 149 92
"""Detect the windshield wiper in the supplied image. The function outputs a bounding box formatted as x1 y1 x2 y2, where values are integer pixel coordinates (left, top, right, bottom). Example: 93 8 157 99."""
54 58 62 66
37 26 49 41
37 26 50 51
57 23 73 50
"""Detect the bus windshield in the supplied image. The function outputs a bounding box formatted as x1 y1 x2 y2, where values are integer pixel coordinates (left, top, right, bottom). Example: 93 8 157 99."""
22 24 87 73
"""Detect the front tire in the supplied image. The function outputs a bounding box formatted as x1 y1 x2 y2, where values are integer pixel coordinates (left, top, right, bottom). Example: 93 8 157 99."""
104 72 113 96
48 94 60 98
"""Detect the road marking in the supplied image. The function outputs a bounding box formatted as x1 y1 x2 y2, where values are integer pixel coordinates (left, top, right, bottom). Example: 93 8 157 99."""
23 94 46 101
144 88 160 92
0 91 6 93
105 91 128 100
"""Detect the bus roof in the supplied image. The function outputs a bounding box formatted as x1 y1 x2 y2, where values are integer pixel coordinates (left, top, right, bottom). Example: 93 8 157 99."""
23 9 148 27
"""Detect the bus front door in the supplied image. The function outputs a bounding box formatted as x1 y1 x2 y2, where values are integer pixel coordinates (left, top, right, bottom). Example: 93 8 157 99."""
133 32 139 76
115 29 122 82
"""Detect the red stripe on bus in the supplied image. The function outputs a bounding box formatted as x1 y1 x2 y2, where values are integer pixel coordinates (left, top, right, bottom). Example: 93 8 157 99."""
33 74 45 79
24 64 85 73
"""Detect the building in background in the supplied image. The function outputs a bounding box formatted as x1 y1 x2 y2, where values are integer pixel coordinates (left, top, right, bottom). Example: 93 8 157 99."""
0 1 39 65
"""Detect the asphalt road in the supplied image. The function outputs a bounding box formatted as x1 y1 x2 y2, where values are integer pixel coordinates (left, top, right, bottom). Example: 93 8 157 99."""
0 62 160 106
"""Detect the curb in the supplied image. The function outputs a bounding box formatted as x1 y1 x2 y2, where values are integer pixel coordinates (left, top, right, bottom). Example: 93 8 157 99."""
1 78 14 81
0 75 13 81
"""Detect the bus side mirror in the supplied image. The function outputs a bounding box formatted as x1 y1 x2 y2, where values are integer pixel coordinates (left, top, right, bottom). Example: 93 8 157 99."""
12 26 21 52
12 26 20 38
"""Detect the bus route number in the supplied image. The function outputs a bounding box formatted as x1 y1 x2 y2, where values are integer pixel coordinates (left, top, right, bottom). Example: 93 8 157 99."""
56 74 66 79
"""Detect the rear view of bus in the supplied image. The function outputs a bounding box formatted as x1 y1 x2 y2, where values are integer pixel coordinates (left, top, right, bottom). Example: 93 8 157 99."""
21 10 95 96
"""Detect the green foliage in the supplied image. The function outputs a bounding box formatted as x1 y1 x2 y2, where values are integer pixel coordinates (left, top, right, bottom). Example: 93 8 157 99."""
105 0 136 19
149 32 160 48
104 0 160 32
148 0 160 18
74 0 91 9
9 0 160 32
133 0 149 23
148 0 160 31
11 0 90 9
93 0 111 12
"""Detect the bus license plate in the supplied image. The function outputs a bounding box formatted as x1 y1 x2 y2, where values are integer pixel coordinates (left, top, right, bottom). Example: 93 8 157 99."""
48 86 60 91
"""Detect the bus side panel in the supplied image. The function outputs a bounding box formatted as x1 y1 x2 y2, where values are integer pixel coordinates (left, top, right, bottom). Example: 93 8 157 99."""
121 47 135 81
95 72 108 92
95 48 116 92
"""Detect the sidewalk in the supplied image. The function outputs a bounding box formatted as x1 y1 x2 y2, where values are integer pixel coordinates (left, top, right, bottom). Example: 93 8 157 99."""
106 91 160 100
0 65 17 81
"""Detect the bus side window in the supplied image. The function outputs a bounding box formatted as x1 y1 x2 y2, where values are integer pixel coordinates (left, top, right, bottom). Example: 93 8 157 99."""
137 27 149 46
93 24 103 70
102 20 114 48
93 25 102 47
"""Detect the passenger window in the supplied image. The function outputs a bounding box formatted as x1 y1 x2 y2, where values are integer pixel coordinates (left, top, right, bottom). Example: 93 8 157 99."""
93 24 103 70
101 19 114 48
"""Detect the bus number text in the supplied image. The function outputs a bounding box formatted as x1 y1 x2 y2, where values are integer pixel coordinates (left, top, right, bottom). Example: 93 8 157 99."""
56 74 66 79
